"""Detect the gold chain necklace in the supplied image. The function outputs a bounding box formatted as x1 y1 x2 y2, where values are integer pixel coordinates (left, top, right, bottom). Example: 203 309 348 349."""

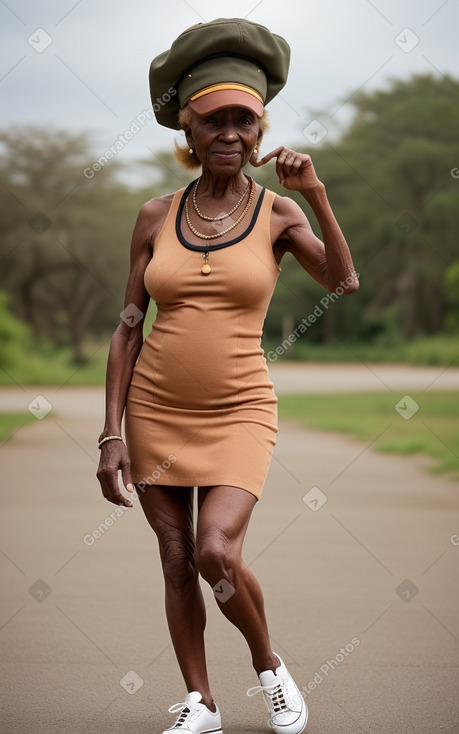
192 176 250 221
185 176 255 243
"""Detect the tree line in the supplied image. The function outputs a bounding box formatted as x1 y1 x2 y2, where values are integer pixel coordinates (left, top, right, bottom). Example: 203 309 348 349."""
0 73 458 365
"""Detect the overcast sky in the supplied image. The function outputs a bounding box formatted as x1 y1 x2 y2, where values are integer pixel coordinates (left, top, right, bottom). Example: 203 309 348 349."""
1 0 458 185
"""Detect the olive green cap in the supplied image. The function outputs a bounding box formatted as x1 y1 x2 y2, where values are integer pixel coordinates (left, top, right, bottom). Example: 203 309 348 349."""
149 17 290 129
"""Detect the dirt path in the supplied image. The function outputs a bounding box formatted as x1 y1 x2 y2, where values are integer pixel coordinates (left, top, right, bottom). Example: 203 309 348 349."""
1 367 458 733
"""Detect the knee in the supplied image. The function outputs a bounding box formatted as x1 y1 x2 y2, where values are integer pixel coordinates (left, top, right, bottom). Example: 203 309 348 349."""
158 527 197 593
195 527 238 584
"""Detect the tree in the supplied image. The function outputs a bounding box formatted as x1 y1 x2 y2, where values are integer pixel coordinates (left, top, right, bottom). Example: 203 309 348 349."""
330 74 459 340
444 261 459 332
0 127 139 363
263 73 459 348
1 74 458 365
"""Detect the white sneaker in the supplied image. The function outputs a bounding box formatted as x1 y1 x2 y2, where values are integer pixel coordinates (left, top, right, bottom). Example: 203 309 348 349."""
247 653 308 733
162 691 222 734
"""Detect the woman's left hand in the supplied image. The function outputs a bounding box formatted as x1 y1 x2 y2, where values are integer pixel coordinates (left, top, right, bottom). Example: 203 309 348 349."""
252 147 323 191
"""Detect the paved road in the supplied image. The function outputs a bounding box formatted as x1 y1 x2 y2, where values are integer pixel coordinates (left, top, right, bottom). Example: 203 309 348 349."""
268 361 459 394
1 367 459 733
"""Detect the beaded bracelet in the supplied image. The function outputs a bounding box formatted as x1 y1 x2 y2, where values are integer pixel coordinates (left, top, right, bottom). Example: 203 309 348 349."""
98 435 123 449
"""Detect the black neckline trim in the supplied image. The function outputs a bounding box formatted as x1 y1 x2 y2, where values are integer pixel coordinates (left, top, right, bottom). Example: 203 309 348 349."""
175 180 266 252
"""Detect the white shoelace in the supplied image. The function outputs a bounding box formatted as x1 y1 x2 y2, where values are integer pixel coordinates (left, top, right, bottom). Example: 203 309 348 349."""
167 700 196 727
247 681 289 714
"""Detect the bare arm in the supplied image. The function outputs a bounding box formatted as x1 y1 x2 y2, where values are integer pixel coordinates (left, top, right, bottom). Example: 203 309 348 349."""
96 197 169 507
254 147 359 293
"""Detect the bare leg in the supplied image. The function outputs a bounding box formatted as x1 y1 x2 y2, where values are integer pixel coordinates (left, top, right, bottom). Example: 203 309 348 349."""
195 485 279 675
136 484 215 710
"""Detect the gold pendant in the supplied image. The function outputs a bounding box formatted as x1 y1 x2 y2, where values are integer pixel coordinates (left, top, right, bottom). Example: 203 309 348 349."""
201 252 211 275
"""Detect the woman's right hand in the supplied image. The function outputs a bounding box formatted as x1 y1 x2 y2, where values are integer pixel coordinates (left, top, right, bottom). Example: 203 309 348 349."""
95 197 166 509
96 439 135 507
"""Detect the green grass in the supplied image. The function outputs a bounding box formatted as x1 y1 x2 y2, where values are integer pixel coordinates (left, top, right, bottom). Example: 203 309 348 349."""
0 343 110 386
1 332 458 386
263 334 459 366
0 301 159 386
278 391 459 479
0 412 37 442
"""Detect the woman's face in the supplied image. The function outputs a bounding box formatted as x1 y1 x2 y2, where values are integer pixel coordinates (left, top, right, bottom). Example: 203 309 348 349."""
186 106 261 175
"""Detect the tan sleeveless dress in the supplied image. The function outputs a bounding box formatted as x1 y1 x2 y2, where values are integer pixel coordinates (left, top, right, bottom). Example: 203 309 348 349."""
124 183 281 499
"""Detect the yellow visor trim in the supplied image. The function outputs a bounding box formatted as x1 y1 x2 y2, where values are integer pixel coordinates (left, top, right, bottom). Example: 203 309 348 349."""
189 83 264 104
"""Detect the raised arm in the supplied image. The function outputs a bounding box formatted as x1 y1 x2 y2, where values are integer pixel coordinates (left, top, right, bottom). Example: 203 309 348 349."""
96 197 168 507
254 147 359 293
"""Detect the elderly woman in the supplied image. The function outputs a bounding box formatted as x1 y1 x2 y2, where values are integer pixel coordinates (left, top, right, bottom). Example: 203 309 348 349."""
96 17 358 734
